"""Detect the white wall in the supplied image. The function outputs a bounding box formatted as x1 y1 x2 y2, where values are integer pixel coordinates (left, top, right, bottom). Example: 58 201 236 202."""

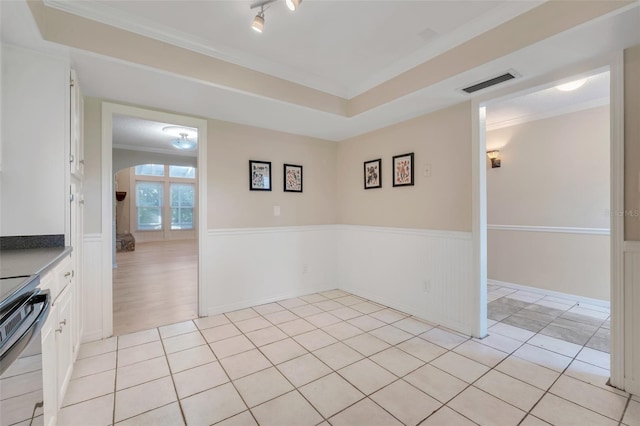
487 105 610 300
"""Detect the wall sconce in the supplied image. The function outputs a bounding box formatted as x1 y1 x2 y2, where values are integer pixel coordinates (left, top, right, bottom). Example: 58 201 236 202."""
115 191 127 202
487 151 501 168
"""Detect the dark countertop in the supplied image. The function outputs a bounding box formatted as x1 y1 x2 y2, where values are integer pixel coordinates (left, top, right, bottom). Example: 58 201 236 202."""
0 247 72 279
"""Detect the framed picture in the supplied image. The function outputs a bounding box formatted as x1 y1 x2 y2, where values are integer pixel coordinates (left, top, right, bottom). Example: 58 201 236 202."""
249 160 272 191
392 152 414 187
363 158 382 189
283 164 303 192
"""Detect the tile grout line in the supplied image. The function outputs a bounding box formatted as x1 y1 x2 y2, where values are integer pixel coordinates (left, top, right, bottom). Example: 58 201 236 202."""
619 394 632 425
158 324 189 426
75 289 619 425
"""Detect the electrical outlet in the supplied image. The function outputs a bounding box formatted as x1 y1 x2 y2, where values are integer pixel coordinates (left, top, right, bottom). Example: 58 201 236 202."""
303 264 309 274
423 280 431 293
274 206 280 217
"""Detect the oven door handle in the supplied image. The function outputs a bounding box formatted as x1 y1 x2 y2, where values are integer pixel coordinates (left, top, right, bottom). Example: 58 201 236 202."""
0 290 51 375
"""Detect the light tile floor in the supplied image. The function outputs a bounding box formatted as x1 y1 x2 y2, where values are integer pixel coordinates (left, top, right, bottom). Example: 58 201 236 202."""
63 288 635 425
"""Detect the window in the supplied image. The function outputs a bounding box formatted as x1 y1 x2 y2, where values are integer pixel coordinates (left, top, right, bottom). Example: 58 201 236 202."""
136 182 163 230
135 164 165 177
131 164 197 233
169 166 196 179
171 183 195 230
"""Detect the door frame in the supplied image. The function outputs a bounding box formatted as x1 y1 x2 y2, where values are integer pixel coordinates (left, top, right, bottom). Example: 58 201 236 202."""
100 102 208 338
470 52 624 387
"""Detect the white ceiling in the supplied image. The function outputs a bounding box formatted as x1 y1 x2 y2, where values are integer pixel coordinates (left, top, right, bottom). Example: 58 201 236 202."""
486 70 610 131
1 1 638 144
112 115 199 157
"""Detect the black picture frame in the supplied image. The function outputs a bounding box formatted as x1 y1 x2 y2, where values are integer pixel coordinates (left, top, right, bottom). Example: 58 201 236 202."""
249 160 272 191
283 164 303 193
364 158 382 189
392 153 414 187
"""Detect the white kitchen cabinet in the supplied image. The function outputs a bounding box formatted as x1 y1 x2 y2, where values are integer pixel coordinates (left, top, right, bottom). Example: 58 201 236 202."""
55 284 74 405
70 69 84 179
0 44 69 237
40 261 78 426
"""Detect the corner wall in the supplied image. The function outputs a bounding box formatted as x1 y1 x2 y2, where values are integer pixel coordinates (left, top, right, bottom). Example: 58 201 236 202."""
336 102 476 334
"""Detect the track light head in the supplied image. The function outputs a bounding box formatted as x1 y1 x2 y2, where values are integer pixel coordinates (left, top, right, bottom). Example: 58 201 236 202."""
285 0 302 11
252 10 265 33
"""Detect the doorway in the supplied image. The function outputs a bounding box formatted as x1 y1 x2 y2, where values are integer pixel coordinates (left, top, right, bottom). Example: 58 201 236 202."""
100 102 208 339
483 70 611 352
113 160 199 335
472 56 625 388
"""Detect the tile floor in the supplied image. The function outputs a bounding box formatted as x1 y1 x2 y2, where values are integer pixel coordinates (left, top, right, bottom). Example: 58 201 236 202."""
61 288 637 426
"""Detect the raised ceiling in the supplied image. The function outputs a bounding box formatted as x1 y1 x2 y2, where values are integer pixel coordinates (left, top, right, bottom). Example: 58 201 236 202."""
1 0 638 141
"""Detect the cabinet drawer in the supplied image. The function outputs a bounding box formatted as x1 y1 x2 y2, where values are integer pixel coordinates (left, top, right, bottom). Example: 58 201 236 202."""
55 256 73 298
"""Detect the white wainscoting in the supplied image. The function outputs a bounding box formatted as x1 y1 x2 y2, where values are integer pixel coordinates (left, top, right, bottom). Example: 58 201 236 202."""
487 224 610 235
624 241 640 395
204 226 338 315
81 233 104 342
336 225 475 336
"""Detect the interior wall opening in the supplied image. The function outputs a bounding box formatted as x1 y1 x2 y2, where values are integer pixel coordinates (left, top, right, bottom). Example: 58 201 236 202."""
111 115 200 336
481 69 612 358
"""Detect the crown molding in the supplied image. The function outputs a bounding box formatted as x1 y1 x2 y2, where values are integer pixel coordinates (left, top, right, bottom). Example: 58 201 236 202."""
486 96 609 131
113 143 197 158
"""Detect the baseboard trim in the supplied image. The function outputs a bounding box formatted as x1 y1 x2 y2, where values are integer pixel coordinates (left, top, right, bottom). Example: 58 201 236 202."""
342 286 472 337
205 286 336 316
81 329 104 344
488 279 610 309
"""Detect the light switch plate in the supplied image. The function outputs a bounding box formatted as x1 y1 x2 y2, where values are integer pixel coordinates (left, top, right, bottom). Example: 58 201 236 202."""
274 206 280 217
424 163 432 177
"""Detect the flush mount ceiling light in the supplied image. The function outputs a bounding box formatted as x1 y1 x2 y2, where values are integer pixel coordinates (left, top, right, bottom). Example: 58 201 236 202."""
250 0 302 33
171 133 197 151
556 78 588 92
162 125 197 139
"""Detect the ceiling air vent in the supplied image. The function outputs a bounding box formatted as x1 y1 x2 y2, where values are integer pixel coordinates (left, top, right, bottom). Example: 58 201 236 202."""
461 71 518 94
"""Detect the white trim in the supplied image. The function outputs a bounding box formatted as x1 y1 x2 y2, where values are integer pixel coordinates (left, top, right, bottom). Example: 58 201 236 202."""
113 143 197 158
82 233 103 242
208 225 339 237
336 225 473 240
100 104 114 339
101 102 208 339
207 225 472 240
488 224 610 236
471 102 488 339
205 286 335 317
488 279 610 309
610 51 625 390
624 241 640 252
486 97 609 131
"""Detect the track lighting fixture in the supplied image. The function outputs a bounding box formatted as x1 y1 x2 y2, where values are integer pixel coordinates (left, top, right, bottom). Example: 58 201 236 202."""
252 7 265 33
285 0 302 11
250 0 302 33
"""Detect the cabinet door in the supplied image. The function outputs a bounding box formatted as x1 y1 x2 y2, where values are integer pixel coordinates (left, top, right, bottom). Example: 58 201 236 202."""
41 305 58 426
69 69 83 178
55 285 74 405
